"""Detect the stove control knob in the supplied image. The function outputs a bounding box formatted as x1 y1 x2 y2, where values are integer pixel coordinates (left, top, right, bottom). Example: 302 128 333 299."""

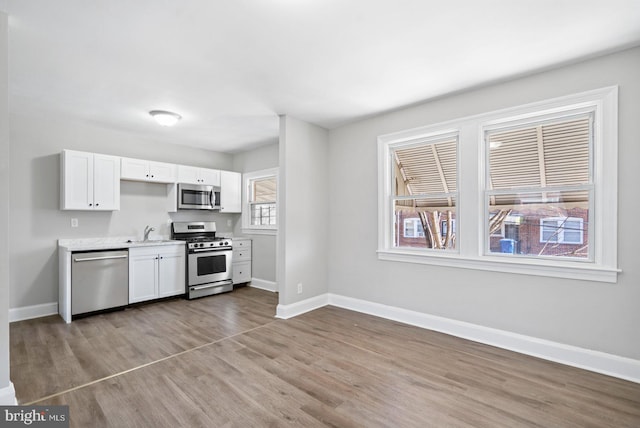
199 243 204 248
224 241 229 246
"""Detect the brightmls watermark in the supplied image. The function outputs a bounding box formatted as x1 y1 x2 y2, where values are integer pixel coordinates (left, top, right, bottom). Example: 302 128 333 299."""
0 406 68 427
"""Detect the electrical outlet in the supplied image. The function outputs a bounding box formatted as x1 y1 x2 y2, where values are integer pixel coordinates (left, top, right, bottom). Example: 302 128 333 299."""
297 283 302 294
71 218 78 228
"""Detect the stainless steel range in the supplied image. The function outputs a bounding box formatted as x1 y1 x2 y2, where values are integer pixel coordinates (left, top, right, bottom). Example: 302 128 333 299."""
171 221 233 299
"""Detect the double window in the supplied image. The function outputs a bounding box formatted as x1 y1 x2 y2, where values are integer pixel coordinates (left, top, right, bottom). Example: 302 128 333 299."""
378 87 618 282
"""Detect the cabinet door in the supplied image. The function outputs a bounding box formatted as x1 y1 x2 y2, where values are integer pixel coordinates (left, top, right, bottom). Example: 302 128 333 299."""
158 248 185 297
120 157 149 181
199 168 220 186
61 150 94 210
93 154 121 210
129 251 158 303
232 261 251 284
220 170 241 213
149 161 177 183
177 165 200 184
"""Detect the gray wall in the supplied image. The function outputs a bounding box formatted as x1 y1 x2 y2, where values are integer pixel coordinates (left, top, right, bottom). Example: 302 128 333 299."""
232 141 279 283
278 116 329 305
9 111 237 309
328 46 640 360
0 10 11 395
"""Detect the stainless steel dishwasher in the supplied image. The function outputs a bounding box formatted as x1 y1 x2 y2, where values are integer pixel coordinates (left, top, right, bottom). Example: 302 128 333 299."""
71 249 129 316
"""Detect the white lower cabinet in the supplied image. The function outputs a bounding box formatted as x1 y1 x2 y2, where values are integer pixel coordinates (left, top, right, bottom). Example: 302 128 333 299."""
129 245 185 303
232 238 252 285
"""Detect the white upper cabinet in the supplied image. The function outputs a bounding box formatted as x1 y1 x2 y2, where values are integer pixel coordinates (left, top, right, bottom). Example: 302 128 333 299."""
177 165 220 186
220 170 241 213
61 150 120 211
121 157 176 183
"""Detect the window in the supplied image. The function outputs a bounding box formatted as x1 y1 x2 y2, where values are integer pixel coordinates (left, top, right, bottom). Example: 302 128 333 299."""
403 218 425 238
378 87 618 283
539 217 584 245
390 133 458 250
250 177 277 226
242 168 278 234
485 114 592 259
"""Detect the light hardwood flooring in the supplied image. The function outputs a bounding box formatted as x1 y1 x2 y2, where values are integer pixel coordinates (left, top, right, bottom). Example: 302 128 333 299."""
10 287 640 427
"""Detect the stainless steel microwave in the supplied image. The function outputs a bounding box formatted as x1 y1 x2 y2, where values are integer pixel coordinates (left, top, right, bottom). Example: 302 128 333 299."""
177 183 220 210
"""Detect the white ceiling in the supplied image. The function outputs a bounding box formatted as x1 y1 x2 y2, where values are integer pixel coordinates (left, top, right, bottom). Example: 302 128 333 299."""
2 0 640 153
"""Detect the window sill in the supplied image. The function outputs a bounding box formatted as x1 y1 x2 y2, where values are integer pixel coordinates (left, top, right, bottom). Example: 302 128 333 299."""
377 249 620 283
241 228 277 236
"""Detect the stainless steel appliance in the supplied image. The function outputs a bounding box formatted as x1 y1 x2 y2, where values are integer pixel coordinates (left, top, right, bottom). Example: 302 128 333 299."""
177 183 220 210
71 249 129 316
171 221 233 299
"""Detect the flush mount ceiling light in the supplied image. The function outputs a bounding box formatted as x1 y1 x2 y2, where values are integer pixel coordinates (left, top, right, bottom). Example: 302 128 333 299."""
149 110 182 127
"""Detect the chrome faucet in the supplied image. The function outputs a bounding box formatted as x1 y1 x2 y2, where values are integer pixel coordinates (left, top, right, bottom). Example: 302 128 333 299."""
143 225 155 241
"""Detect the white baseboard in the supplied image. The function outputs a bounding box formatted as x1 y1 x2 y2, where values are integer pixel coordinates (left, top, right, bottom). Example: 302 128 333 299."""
9 302 58 323
249 278 278 292
327 293 640 384
276 293 329 319
0 382 17 405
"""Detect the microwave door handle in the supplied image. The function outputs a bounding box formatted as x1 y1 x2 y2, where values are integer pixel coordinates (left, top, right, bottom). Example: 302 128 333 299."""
210 190 214 208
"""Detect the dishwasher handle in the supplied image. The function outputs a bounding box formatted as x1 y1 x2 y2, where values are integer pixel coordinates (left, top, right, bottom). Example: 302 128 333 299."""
74 255 128 262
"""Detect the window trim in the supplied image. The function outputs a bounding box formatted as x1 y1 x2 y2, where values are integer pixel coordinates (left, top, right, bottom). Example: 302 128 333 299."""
377 86 619 283
241 167 278 235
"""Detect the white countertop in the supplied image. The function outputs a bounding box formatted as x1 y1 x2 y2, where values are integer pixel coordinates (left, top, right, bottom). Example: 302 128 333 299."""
58 236 184 252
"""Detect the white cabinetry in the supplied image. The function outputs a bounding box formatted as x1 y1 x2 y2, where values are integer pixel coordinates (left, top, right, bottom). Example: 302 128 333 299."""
232 238 252 284
220 170 242 213
129 245 185 303
177 165 220 185
121 157 176 183
61 149 120 210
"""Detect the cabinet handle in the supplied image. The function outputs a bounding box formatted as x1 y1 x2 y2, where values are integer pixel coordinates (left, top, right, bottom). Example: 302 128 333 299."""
96 203 99 206
89 203 92 206
151 175 154 178
146 174 149 177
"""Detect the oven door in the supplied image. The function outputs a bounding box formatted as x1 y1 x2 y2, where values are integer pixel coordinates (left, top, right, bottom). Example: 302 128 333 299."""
188 248 232 286
178 183 215 210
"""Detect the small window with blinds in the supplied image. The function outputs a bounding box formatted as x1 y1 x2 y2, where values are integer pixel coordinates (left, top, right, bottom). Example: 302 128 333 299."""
392 134 458 250
484 114 592 259
250 176 277 226
242 168 278 232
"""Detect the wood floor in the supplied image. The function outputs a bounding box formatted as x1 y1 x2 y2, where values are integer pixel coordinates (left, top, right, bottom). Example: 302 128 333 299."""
10 287 640 427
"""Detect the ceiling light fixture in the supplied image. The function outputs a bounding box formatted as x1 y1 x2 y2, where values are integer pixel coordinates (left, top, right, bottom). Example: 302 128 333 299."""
149 110 182 127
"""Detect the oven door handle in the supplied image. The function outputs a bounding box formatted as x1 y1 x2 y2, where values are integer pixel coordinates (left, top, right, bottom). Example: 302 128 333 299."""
191 248 231 253
192 283 228 291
